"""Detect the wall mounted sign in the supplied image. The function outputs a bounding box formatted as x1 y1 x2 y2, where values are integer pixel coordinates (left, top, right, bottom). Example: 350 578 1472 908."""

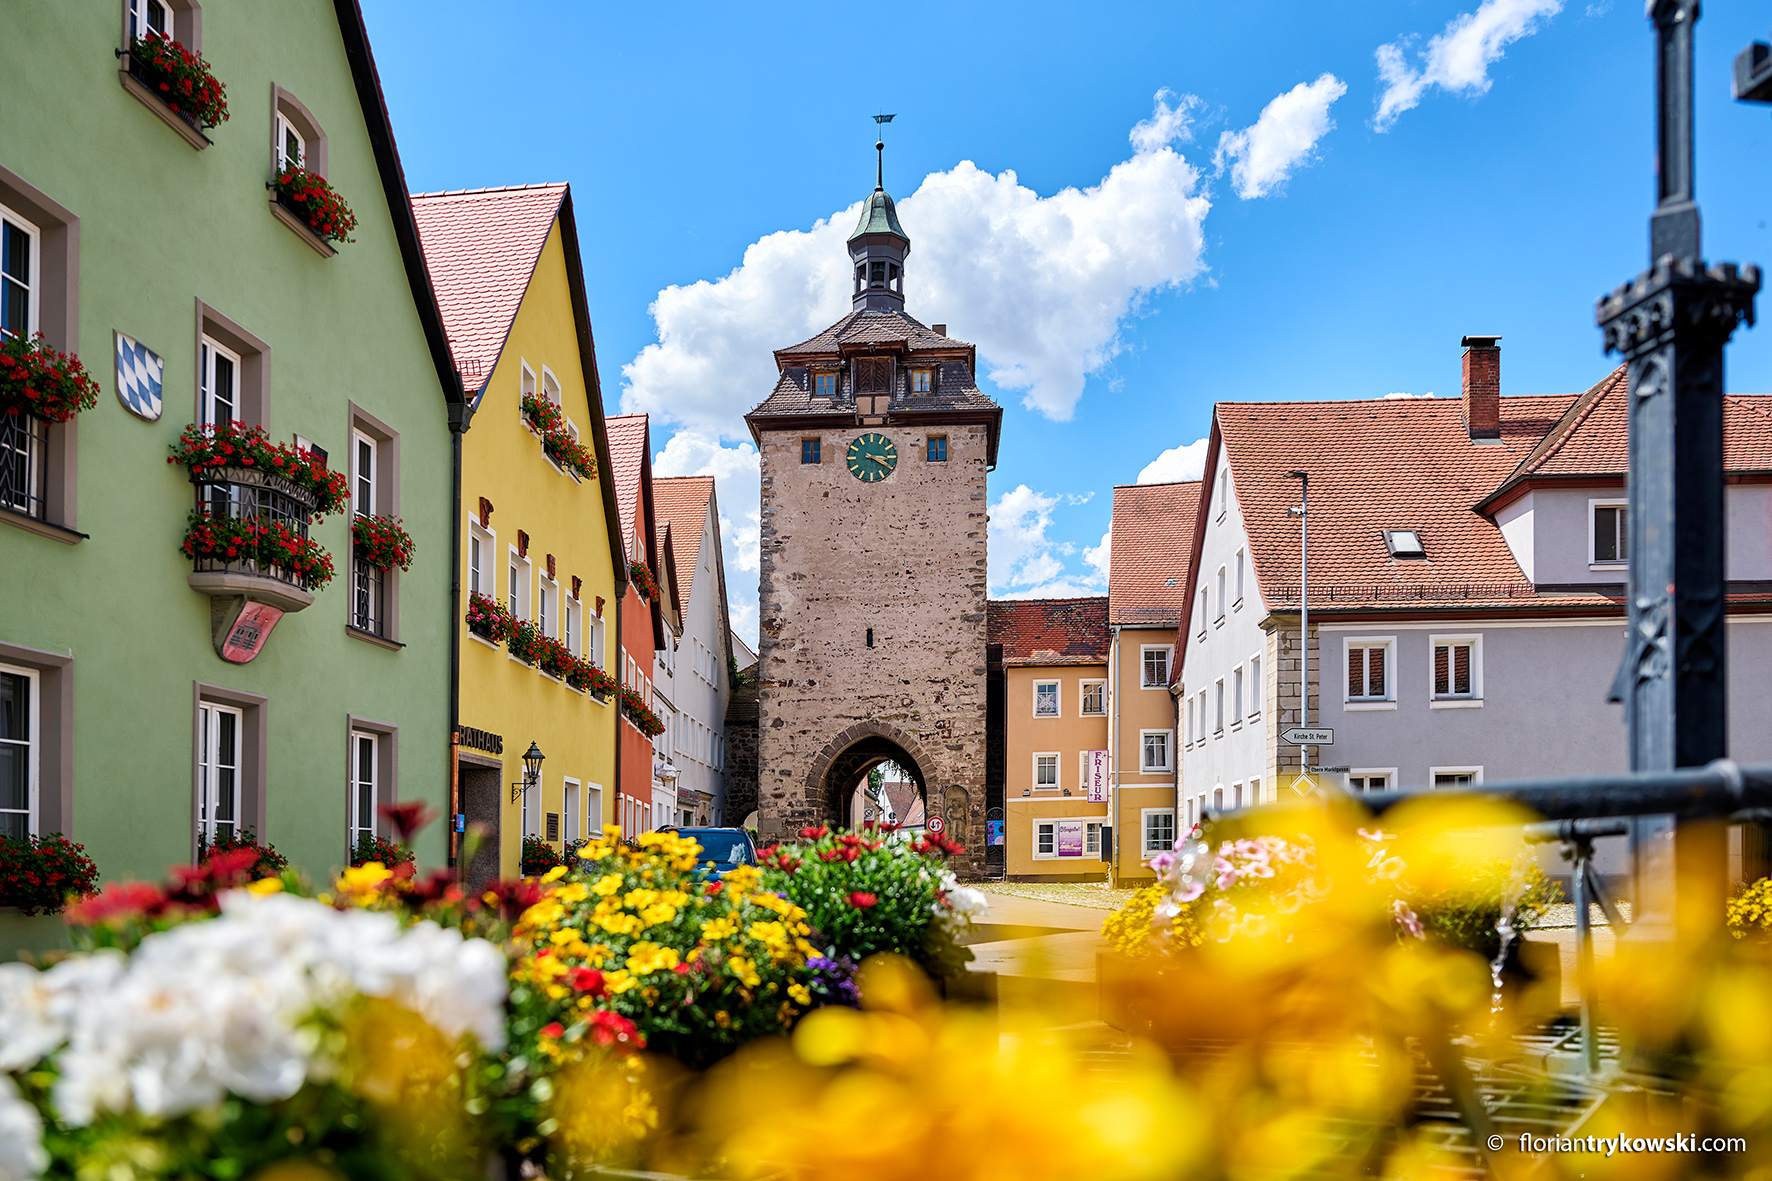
114 331 164 421
986 820 1004 846
1056 819 1085 858
926 814 945 834
218 601 284 663
459 725 504 756
1084 750 1110 802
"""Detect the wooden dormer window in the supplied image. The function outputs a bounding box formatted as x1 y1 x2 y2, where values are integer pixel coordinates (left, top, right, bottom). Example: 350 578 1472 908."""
814 372 837 398
911 368 932 394
854 356 892 417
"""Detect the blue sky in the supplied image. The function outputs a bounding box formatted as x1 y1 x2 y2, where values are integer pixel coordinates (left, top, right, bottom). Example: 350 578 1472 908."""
362 0 1772 642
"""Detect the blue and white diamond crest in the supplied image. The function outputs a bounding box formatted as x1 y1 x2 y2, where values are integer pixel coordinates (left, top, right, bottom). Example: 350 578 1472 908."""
114 331 164 422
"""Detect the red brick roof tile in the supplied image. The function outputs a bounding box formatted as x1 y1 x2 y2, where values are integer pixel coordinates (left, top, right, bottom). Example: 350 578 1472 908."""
988 597 1110 666
1108 482 1202 626
411 185 566 395
652 476 715 610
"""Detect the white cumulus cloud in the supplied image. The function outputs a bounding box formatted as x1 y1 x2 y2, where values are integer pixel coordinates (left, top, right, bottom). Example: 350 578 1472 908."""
1137 437 1209 485
652 429 761 644
1374 0 1563 130
1214 74 1347 199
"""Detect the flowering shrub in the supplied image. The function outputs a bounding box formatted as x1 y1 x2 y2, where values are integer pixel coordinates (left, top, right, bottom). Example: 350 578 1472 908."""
182 510 336 589
1729 877 1772 939
0 833 98 916
522 835 565 877
620 685 664 736
351 831 413 868
351 512 415 570
196 827 287 880
0 333 101 424
2 890 506 1180
520 393 598 480
273 162 357 244
759 825 985 979
509 827 845 1071
128 32 229 128
168 421 349 516
466 589 517 641
628 560 661 603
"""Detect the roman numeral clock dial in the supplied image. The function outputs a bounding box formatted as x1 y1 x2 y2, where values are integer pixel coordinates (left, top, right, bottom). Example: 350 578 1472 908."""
845 432 897 483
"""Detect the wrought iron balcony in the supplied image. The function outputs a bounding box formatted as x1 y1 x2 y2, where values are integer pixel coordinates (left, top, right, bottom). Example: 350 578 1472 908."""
184 465 323 613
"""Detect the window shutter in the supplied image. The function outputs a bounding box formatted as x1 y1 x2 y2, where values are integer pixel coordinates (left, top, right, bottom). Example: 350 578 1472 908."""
1367 646 1385 698
857 357 890 394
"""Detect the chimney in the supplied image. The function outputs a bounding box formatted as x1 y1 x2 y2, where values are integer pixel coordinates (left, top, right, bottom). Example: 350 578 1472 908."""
1461 335 1501 440
931 323 947 336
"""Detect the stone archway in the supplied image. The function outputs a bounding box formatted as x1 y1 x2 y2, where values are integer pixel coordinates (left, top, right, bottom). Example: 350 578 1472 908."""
805 720 941 829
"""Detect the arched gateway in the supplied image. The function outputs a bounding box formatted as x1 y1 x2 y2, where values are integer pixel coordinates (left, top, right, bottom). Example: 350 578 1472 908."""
744 143 999 873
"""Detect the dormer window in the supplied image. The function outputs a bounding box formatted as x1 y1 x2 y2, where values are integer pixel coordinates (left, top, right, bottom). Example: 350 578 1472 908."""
814 372 837 398
911 368 932 394
1383 529 1425 558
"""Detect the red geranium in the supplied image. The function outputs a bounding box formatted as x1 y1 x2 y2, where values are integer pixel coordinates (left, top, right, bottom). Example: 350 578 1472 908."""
466 591 517 642
168 420 349 517
520 393 598 481
848 891 878 909
588 1009 645 1048
182 510 336 590
628 561 662 604
568 966 606 995
273 163 357 244
352 513 416 571
128 32 229 128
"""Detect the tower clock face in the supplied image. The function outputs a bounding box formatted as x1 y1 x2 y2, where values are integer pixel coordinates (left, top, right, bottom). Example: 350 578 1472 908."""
846 432 897 482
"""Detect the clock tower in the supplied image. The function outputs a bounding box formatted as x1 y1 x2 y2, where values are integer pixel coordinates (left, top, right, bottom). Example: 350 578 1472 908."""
744 157 1001 868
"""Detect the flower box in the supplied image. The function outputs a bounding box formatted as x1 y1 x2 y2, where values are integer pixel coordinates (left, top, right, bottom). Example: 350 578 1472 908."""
520 393 597 480
507 619 543 666
466 591 517 642
351 513 415 571
628 560 661 604
0 332 100 423
183 510 335 595
122 34 228 130
272 164 356 249
620 686 664 737
169 422 348 517
0 832 99 916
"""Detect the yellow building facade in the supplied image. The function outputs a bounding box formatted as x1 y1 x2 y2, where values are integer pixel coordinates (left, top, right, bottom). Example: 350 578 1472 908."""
413 185 626 880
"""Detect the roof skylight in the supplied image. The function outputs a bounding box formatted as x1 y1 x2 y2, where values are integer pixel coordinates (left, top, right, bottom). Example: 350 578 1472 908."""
1383 529 1426 558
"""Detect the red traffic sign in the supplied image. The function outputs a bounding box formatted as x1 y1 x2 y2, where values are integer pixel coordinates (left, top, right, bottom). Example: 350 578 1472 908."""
927 815 945 834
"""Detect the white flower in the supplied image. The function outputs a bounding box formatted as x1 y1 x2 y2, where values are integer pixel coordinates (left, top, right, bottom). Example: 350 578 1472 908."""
0 953 125 1072
0 1075 45 1181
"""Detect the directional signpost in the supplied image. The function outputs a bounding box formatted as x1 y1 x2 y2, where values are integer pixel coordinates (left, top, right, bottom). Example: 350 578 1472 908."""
1280 727 1333 746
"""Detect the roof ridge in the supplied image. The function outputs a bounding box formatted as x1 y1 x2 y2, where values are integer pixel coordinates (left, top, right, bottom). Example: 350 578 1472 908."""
1491 366 1626 493
411 183 569 199
1114 479 1202 490
1216 392 1579 409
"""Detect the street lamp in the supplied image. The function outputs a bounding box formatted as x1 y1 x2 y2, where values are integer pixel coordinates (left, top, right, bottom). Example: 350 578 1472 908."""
1286 470 1311 785
512 741 545 803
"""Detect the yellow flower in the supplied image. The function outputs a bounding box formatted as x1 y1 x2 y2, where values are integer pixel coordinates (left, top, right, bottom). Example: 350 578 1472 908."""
337 862 393 895
789 982 812 1005
727 954 761 988
701 916 739 941
245 878 284 896
639 903 678 926
623 887 660 910
591 873 624 897
604 969 637 994
541 865 569 884
625 941 682 976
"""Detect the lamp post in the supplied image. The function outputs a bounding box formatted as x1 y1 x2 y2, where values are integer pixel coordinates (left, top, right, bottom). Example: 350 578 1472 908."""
512 741 545 804
1597 0 1758 937
1287 470 1311 783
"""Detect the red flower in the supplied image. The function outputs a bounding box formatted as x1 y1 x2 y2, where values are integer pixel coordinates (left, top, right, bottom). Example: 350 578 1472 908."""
799 824 829 840
705 881 724 895
567 966 606 995
540 1022 565 1040
378 800 434 844
588 1009 645 1048
848 891 878 909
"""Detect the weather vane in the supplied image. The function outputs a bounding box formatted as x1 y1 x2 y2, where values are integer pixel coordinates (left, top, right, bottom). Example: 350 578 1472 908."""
873 112 895 190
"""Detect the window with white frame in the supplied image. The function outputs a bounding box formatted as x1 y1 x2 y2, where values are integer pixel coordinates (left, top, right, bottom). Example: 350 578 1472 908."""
564 594 581 659
1141 646 1171 688
520 361 537 421
1432 768 1482 790
196 701 242 845
348 730 377 851
1431 637 1480 700
1213 786 1224 810
200 335 241 425
508 548 530 623
1591 500 1628 565
1034 753 1059 790
468 520 494 599
1033 680 1060 717
1346 639 1393 702
1213 680 1224 733
1231 666 1244 725
1140 730 1173 773
1186 797 1198 828
1197 588 1208 637
1195 690 1207 742
0 666 38 839
563 780 580 846
1034 821 1057 859
353 431 377 517
1216 566 1227 620
521 771 541 837
1184 696 1194 746
1085 821 1102 855
1143 809 1175 855
1347 771 1392 793
1216 470 1228 521
589 612 606 669
1249 654 1262 717
541 366 562 406
1 204 38 342
127 0 173 41
1080 680 1105 716
538 573 558 642
1231 781 1244 808
276 112 305 170
1250 776 1262 805
1234 549 1245 605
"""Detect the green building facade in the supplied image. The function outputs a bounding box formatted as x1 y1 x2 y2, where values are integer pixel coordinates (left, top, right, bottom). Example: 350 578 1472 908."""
0 1 462 939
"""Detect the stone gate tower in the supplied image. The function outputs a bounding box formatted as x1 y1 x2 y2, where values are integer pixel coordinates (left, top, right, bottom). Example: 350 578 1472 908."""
744 156 1001 868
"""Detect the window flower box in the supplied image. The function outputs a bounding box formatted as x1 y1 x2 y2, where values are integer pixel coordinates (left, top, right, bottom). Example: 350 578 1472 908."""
351 513 415 571
0 332 100 424
629 560 661 604
520 393 597 480
183 509 335 596
566 657 617 700
119 33 228 148
0 833 99 916
271 163 356 251
507 619 543 666
168 422 348 517
466 591 516 642
620 686 664 737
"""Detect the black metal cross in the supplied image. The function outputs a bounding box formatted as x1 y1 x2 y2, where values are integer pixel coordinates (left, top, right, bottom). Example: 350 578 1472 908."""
1597 0 1758 931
